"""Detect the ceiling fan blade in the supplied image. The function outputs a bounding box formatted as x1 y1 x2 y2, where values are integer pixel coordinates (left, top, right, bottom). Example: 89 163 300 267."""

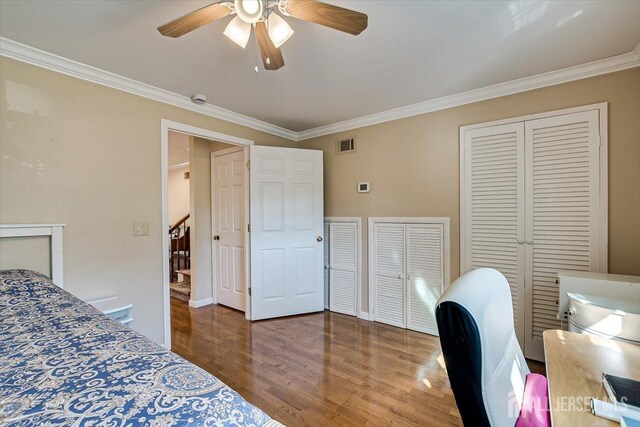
158 3 231 38
285 0 367 35
255 22 285 70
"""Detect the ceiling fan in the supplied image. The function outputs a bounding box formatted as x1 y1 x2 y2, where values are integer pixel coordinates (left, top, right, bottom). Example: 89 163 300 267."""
158 0 368 71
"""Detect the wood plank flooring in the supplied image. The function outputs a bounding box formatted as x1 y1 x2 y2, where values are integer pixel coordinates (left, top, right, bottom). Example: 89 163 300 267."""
171 299 544 426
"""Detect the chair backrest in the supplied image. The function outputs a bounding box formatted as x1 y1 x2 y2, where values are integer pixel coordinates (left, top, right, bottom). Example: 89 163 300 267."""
436 268 529 427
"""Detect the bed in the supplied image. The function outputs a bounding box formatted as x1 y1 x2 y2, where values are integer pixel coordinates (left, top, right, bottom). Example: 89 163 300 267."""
0 269 282 426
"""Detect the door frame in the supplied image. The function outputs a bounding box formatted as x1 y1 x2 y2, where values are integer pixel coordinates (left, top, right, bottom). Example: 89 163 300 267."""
211 146 249 314
368 217 451 325
161 119 253 349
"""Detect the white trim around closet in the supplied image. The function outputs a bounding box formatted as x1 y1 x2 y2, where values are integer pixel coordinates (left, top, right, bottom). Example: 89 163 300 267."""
459 102 608 274
0 223 65 287
367 216 451 325
325 217 364 319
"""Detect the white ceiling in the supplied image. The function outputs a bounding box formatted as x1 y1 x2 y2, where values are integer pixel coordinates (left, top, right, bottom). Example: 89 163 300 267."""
1 1 639 132
168 131 189 168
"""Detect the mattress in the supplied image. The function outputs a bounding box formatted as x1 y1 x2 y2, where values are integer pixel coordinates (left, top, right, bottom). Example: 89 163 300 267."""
0 269 282 426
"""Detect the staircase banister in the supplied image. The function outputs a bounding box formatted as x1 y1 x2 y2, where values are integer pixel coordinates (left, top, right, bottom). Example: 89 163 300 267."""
169 213 190 234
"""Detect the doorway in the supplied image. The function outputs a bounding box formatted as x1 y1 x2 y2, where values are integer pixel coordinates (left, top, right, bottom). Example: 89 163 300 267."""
161 120 326 350
161 120 253 349
167 131 191 303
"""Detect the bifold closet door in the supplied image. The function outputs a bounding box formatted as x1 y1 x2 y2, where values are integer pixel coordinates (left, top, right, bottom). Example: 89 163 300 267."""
328 222 358 316
323 222 330 310
463 123 526 344
406 224 444 335
524 109 601 361
372 221 446 334
372 223 406 328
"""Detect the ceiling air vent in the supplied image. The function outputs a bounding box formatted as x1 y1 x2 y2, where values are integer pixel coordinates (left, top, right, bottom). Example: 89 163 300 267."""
336 137 356 154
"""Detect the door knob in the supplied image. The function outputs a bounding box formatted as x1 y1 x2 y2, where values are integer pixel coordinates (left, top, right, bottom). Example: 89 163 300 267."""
213 235 220 240
317 236 323 242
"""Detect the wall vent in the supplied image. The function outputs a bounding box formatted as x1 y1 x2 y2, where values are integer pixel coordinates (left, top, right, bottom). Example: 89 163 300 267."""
336 137 356 154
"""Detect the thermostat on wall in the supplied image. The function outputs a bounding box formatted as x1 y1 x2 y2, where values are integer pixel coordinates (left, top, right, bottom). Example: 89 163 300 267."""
357 182 370 193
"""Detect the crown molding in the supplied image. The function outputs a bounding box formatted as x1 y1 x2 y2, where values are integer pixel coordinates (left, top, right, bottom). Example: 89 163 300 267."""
0 37 298 141
2 36 639 143
297 47 640 141
168 162 189 171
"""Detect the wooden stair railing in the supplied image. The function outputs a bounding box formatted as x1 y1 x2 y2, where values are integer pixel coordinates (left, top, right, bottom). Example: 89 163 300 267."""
169 213 190 283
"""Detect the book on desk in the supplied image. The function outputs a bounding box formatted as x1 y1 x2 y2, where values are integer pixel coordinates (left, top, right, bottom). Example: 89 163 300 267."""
604 373 640 411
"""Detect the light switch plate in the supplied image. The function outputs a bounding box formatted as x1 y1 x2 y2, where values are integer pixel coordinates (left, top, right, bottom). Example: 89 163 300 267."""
357 182 370 193
133 221 149 236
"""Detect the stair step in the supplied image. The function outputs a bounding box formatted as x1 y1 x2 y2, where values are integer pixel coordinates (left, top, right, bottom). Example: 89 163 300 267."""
170 281 190 302
176 269 191 276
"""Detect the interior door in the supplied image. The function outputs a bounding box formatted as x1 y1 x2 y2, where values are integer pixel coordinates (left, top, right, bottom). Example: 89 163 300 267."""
324 221 330 310
372 222 406 328
523 110 601 361
463 122 526 345
328 222 358 316
249 146 324 320
212 148 246 311
406 223 444 335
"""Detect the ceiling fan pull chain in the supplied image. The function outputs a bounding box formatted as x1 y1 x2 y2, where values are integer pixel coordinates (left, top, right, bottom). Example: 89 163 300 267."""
254 26 259 73
264 12 271 66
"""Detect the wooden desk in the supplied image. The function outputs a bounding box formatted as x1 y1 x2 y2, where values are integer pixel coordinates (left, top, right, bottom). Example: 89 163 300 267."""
543 330 640 427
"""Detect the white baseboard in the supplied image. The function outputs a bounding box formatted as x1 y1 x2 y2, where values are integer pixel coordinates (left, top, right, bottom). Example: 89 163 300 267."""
189 298 214 308
358 311 370 321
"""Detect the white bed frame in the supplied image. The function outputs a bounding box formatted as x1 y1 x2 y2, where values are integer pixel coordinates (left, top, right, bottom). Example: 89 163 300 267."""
0 224 65 287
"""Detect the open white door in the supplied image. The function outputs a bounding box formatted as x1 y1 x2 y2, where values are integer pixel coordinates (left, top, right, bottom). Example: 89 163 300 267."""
212 147 246 312
250 146 324 320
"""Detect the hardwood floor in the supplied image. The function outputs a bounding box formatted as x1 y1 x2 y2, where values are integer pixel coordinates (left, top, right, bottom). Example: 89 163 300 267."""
171 299 545 426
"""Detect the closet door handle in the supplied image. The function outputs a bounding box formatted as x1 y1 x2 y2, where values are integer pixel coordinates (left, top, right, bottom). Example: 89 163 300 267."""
517 239 524 244
397 274 404 280
526 239 534 245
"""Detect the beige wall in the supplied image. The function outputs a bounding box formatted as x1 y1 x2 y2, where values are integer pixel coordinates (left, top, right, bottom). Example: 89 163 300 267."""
168 165 190 226
0 57 295 344
188 137 236 303
0 236 51 276
301 67 640 312
1 54 638 333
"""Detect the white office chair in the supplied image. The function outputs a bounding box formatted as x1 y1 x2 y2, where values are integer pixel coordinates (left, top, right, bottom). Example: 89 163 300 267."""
436 268 549 427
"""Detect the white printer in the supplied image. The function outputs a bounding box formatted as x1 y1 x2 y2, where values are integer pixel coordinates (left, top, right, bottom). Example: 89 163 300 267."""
558 271 640 345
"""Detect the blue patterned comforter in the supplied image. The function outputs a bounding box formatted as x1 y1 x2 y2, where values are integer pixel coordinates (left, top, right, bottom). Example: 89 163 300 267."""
0 270 282 427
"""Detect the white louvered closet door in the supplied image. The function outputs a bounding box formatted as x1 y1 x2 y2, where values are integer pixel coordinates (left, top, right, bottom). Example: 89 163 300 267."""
329 222 358 316
406 224 444 335
373 223 406 328
463 123 526 344
323 222 330 310
524 110 601 360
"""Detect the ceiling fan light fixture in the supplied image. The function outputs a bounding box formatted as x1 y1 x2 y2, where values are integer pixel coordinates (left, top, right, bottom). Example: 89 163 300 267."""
223 16 252 48
234 0 264 24
267 13 294 48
